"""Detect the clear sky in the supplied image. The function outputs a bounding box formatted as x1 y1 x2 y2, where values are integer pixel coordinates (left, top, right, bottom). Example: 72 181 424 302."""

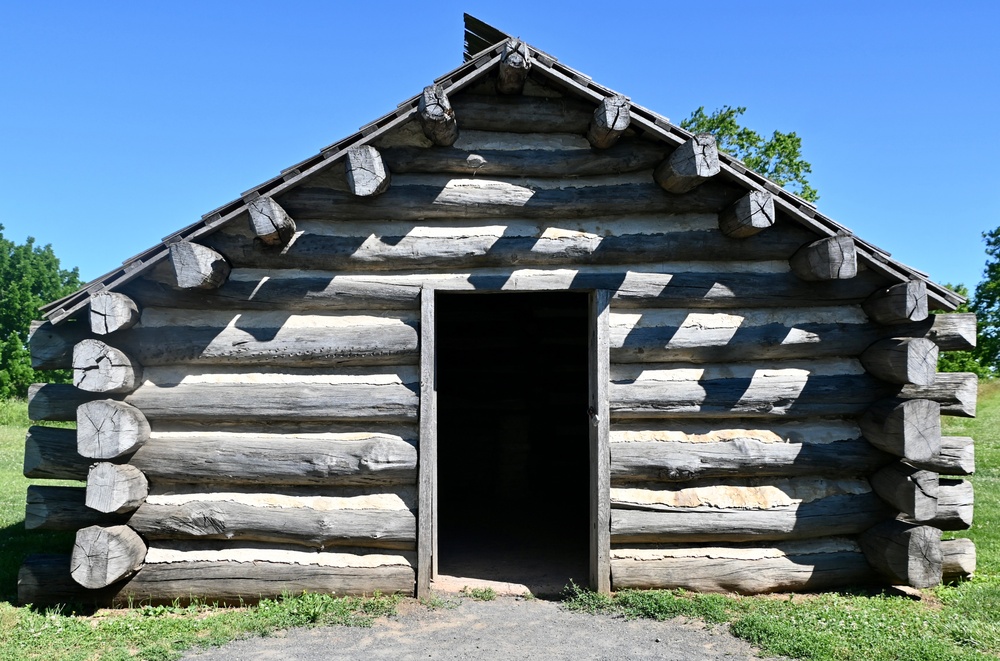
2 1 998 293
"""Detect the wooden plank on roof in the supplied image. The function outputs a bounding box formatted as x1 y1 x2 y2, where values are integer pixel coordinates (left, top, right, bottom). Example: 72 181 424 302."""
464 13 509 61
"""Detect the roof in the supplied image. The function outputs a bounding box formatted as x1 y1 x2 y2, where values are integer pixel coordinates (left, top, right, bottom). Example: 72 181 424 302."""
40 14 964 324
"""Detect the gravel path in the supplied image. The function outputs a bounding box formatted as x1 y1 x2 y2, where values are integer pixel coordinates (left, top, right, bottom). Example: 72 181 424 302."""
183 596 783 660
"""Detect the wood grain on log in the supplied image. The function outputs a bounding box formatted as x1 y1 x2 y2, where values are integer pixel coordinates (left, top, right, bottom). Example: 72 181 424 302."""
925 479 974 531
611 539 877 594
790 235 858 281
890 313 976 351
859 398 941 462
86 463 148 514
863 280 929 325
129 499 416 550
905 436 974 475
247 196 296 247
587 95 630 149
859 520 942 588
23 426 89 480
653 134 720 195
131 434 416 486
169 242 231 290
28 383 105 422
71 524 147 589
941 538 976 581
452 95 592 133
77 399 151 459
861 338 938 386
18 554 125 607
29 320 90 370
901 372 977 418
418 84 459 147
89 292 140 335
718 190 776 239
869 462 938 521
496 39 530 94
73 339 141 394
345 146 390 197
25 486 130 530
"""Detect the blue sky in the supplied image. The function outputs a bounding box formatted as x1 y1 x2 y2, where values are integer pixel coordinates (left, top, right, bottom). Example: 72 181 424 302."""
2 1 998 293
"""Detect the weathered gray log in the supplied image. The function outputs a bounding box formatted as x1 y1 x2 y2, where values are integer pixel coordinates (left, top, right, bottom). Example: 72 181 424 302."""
891 312 976 351
131 435 417 486
925 479 974 531
89 291 140 335
941 538 976 581
905 436 975 475
71 524 147 589
790 235 858 281
86 463 148 514
27 383 106 421
18 554 125 607
418 84 458 147
24 426 89 480
73 339 142 394
247 196 296 247
901 372 977 418
611 542 878 594
859 398 941 462
859 520 942 588
381 140 667 177
863 280 928 325
869 462 939 521
345 146 390 197
77 399 151 459
169 242 231 289
861 338 938 386
718 190 775 239
611 437 891 483
125 380 418 422
29 320 89 369
130 501 416 550
452 95 593 133
496 38 530 94
587 94 630 149
25 486 130 530
653 134 720 195
610 492 889 543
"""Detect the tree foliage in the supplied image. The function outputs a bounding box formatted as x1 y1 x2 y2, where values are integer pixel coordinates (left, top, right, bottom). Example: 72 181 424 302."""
0 225 81 398
971 228 1000 375
681 105 819 203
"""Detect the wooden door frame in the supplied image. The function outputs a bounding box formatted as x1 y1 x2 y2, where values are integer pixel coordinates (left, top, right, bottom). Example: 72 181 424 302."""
416 287 611 598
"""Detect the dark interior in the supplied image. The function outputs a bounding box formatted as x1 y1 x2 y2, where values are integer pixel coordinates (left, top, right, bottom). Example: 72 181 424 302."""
435 292 591 595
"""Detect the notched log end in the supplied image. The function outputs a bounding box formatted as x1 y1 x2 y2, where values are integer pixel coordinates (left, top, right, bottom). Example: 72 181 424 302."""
345 146 391 197
790 235 858 281
496 39 531 95
654 134 722 195
718 190 775 238
864 280 929 325
248 197 296 247
587 95 631 149
169 242 231 290
72 339 142 394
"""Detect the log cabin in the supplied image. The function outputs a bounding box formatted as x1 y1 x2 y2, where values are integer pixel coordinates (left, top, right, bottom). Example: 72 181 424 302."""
18 15 977 605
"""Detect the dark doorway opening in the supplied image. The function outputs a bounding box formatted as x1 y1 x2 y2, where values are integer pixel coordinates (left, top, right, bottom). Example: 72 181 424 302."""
436 291 590 596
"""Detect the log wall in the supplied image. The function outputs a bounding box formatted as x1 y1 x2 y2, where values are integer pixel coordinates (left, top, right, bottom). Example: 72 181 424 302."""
20 66 976 604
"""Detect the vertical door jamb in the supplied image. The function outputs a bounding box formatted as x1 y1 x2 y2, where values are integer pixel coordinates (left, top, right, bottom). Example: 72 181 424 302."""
589 289 612 594
417 287 437 598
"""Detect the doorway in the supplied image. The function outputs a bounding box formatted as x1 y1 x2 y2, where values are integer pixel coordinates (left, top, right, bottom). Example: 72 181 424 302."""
434 292 591 595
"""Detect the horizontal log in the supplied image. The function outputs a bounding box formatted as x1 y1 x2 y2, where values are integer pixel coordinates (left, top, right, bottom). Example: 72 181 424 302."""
29 320 89 370
380 140 667 177
345 146 390 197
247 196 296 247
941 538 976 581
25 486 129 531
496 39 531 95
859 398 941 462
86 463 148 514
131 434 417 486
71 524 147 589
418 84 458 147
73 339 141 394
129 499 416 550
77 399 150 459
28 383 106 422
24 426 90 480
611 539 878 594
610 479 890 543
609 359 890 419
169 242 231 290
926 479 973 531
203 217 817 272
863 280 928 325
900 372 977 418
905 436 975 475
453 96 592 133
869 462 938 521
18 554 126 607
892 313 976 351
587 94 630 149
654 134 720 195
859 520 942 588
790 235 858 281
89 291 140 335
861 338 938 386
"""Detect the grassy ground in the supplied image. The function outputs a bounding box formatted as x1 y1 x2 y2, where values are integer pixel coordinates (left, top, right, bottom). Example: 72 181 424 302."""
2 385 999 660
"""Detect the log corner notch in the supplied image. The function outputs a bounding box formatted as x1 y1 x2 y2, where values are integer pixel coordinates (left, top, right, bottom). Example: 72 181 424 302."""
861 337 939 386
77 399 150 459
789 233 858 281
168 241 231 290
718 190 775 239
346 145 391 197
247 196 296 247
86 462 149 514
860 398 941 462
586 94 630 149
869 461 939 521
653 134 721 195
71 524 146 589
418 84 459 147
859 520 942 588
89 291 139 335
496 38 531 95
863 280 929 325
72 339 142 394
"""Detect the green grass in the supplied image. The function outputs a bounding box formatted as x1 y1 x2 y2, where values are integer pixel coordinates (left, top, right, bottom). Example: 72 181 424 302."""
460 586 497 601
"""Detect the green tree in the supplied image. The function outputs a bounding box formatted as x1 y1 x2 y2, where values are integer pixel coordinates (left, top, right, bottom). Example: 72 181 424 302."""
971 227 1000 375
681 105 819 203
0 225 81 398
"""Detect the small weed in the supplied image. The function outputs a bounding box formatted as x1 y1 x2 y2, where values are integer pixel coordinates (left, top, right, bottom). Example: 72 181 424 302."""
419 594 459 610
460 586 496 601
